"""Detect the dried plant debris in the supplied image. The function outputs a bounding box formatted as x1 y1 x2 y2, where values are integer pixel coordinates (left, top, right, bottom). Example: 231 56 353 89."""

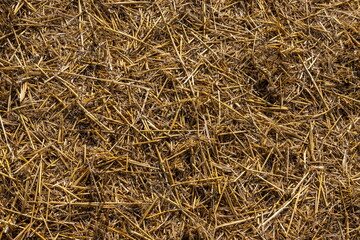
0 0 359 239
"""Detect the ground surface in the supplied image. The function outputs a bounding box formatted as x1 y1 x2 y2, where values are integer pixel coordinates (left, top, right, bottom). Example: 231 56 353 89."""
0 0 359 239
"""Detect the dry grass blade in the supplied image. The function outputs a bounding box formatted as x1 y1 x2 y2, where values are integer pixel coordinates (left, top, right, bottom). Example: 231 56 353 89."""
0 0 359 239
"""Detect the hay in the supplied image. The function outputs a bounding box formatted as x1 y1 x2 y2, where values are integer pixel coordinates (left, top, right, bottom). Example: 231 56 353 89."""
0 0 359 239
